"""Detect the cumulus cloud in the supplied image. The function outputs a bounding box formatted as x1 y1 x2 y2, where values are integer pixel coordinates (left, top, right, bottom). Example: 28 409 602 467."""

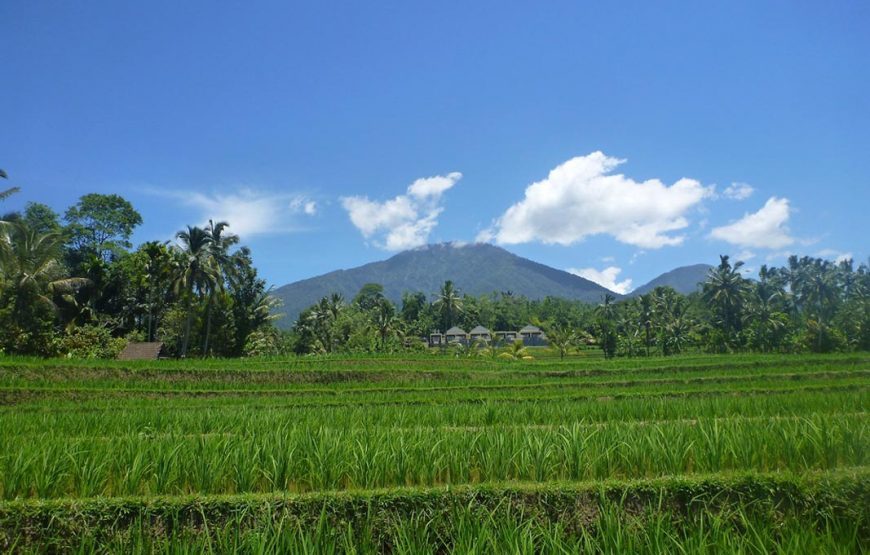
567 266 633 294
342 172 462 251
709 197 794 249
477 152 712 249
722 182 754 200
153 188 318 238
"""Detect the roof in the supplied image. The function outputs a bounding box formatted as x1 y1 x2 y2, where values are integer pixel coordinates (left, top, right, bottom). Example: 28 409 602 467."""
444 326 467 335
117 342 164 360
469 325 491 334
519 325 542 333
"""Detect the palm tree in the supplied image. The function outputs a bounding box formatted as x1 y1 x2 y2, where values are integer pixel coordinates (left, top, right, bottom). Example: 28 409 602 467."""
372 297 399 350
639 294 654 356
499 339 534 361
174 226 215 357
543 323 577 360
0 221 90 352
434 280 463 330
140 241 175 342
0 220 88 303
0 169 20 205
703 255 750 349
595 294 618 358
201 220 239 356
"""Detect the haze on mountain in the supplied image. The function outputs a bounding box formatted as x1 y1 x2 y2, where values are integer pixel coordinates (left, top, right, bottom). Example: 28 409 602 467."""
272 243 711 328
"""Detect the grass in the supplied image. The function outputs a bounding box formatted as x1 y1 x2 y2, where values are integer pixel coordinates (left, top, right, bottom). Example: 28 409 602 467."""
0 352 866 552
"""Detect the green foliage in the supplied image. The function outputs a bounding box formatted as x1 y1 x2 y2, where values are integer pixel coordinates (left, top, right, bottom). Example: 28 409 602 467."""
57 324 127 359
64 193 143 262
243 327 282 357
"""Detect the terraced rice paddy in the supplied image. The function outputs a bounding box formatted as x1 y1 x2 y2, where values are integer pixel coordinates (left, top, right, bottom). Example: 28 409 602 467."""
0 353 867 552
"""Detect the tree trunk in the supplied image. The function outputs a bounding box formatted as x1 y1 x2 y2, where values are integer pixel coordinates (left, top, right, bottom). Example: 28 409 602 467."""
181 292 193 358
202 291 214 356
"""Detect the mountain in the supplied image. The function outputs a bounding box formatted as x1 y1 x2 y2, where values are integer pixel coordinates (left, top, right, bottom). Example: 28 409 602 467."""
271 243 614 328
629 264 713 297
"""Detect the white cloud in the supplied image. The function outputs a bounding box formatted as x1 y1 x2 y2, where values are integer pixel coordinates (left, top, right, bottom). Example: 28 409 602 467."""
477 152 712 249
709 197 794 249
722 182 754 200
735 249 756 262
816 249 853 264
341 172 462 251
567 266 633 294
153 188 317 238
290 197 318 215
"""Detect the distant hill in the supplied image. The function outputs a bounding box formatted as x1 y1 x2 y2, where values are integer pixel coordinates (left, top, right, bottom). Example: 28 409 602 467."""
629 264 713 297
272 243 614 328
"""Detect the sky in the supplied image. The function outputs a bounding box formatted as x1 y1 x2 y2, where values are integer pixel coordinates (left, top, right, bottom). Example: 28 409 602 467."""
2 1 868 294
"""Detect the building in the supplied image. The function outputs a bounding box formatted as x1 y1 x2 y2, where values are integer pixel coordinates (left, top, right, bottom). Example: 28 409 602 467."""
444 326 468 344
469 325 492 342
428 325 548 348
519 325 546 346
117 342 165 360
494 330 519 343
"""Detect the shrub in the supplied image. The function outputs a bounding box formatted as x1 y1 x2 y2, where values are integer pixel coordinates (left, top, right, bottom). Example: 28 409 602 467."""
58 324 127 359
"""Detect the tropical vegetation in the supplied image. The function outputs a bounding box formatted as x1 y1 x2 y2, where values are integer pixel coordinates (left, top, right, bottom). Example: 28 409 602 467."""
0 189 278 358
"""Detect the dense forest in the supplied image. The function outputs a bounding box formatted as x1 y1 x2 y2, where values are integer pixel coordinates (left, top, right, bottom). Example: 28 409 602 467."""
0 184 278 358
290 257 870 358
1 181 867 359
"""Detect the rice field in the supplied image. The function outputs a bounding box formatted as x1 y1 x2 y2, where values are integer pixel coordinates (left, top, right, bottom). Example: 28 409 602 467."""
0 352 867 553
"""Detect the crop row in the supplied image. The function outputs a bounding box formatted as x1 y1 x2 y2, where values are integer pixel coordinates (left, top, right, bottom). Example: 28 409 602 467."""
2 373 867 413
2 389 866 438
0 360 865 393
1 471 866 553
0 352 864 377
0 414 864 499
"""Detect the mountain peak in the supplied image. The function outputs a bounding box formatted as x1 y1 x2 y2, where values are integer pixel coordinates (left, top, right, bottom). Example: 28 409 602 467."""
272 243 611 328
629 263 713 297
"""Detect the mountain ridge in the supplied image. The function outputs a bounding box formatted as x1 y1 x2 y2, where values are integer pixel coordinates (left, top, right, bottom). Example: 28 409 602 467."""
272 243 711 328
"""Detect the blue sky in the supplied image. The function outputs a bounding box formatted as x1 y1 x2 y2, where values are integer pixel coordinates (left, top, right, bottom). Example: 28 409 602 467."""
2 1 868 293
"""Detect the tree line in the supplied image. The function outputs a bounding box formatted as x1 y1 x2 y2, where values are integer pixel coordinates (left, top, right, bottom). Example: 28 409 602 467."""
0 185 278 358
289 255 869 357
1 176 867 359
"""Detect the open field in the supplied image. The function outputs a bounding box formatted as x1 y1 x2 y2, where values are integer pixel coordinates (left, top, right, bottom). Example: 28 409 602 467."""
0 353 867 552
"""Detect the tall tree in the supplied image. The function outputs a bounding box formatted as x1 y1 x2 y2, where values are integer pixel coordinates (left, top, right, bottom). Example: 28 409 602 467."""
201 220 239 356
173 226 215 357
703 255 750 350
64 193 142 263
434 280 463 331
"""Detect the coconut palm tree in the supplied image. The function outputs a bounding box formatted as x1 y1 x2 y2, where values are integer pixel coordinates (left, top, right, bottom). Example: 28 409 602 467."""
543 323 577 360
0 169 20 206
0 221 90 353
499 339 534 361
201 220 239 356
434 280 463 330
174 225 215 357
703 255 751 348
0 220 89 305
638 294 654 356
372 297 399 350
